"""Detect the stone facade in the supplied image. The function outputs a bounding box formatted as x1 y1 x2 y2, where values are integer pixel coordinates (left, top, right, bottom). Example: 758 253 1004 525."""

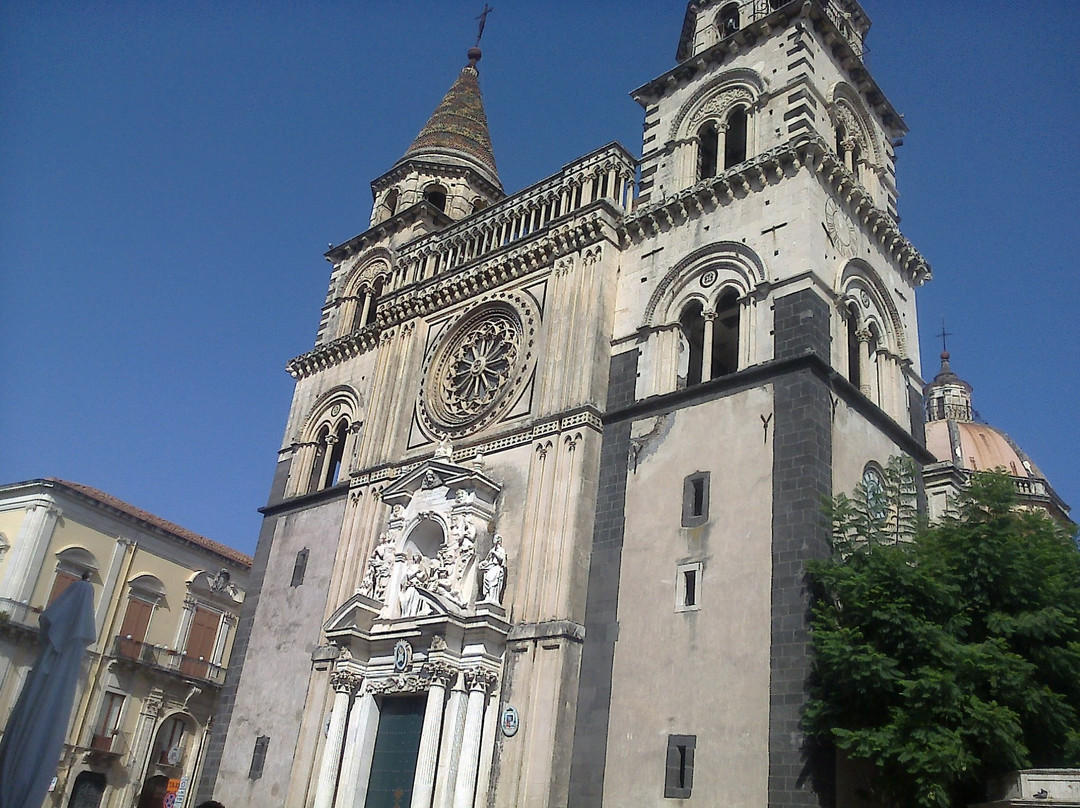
203 2 939 806
0 478 251 808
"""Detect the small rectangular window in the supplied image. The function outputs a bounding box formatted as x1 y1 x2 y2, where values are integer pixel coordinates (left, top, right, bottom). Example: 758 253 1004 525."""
675 562 703 612
291 549 309 587
664 734 696 798
681 472 710 527
249 735 269 780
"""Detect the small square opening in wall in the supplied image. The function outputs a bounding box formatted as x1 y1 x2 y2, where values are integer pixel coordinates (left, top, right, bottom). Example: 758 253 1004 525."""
249 735 269 780
675 562 703 612
664 734 696 798
681 472 710 527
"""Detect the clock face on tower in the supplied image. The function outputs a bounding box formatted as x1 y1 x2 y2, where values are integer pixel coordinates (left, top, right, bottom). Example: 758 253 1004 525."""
825 196 857 259
418 292 539 439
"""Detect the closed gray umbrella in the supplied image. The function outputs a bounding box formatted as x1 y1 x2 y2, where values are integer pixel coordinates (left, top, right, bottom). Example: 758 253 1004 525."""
0 577 96 808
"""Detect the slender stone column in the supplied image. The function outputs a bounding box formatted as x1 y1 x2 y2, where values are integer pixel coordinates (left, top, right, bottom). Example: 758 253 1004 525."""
0 501 61 602
313 673 356 808
411 664 455 808
701 309 717 382
857 329 873 398
453 670 497 808
335 685 379 808
433 674 467 808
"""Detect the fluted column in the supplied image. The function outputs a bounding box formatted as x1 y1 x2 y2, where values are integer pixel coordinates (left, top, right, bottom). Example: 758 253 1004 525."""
335 684 379 808
411 664 456 808
313 673 356 808
701 309 717 382
453 670 497 808
433 674 467 808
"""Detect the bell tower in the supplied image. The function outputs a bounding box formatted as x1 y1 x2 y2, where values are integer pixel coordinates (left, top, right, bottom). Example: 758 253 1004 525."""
369 47 504 229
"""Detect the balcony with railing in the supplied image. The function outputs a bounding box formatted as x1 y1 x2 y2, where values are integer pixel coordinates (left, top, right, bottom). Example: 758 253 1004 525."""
113 636 226 687
84 729 129 760
0 598 41 637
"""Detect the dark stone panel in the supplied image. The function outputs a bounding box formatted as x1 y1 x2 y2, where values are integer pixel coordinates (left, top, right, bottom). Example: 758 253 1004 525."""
567 349 638 808
770 289 835 808
194 458 289 804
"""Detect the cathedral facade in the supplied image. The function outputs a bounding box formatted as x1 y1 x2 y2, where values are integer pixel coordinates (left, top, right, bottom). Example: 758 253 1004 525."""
200 2 935 806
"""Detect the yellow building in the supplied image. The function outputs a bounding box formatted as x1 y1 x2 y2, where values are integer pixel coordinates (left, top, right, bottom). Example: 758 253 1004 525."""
0 478 251 808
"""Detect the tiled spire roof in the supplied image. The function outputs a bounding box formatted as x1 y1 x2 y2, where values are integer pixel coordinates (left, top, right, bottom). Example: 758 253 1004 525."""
398 50 501 190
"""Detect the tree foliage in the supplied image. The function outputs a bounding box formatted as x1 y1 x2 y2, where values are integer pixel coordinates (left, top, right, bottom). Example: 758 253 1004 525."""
806 463 1080 808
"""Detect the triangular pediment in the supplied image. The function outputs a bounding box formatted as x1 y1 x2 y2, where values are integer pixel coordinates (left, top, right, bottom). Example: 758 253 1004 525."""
381 457 500 507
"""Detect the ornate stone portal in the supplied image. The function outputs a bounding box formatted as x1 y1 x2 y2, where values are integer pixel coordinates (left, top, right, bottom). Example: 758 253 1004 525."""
317 452 509 808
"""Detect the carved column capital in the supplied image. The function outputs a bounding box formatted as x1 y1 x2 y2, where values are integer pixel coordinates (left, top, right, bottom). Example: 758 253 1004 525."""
330 671 359 694
856 327 872 344
424 661 457 689
462 668 498 694
702 308 718 321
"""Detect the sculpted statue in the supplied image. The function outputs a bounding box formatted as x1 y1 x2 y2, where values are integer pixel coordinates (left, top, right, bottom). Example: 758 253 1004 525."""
359 532 394 600
399 552 431 617
479 534 506 605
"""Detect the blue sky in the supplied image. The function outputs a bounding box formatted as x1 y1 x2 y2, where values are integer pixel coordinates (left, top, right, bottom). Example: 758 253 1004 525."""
2 2 1077 555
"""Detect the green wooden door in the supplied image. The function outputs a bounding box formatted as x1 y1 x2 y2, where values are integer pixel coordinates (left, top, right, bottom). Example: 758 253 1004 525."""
364 695 427 808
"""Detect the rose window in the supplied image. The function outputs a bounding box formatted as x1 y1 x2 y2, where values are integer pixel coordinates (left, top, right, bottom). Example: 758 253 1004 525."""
443 318 519 420
420 301 533 437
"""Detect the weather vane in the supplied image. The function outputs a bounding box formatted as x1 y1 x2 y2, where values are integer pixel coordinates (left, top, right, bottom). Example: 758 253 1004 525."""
938 318 952 354
475 4 493 47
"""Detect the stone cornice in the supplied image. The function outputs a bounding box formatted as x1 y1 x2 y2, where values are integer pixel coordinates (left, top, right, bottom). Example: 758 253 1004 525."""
287 204 624 380
620 134 930 287
325 201 451 264
639 1 904 136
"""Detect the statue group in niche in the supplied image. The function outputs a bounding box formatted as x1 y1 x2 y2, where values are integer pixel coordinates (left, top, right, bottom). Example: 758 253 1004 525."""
358 511 506 615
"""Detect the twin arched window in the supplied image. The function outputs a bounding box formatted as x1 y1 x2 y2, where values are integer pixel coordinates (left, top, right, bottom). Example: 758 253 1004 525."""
697 107 749 181
307 418 351 494
679 288 741 387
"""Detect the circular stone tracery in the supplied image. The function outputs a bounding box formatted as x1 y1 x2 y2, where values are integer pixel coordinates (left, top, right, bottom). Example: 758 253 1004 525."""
419 297 537 438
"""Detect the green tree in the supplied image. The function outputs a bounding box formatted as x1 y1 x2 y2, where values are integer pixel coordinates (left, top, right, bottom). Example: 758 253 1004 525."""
806 466 1080 808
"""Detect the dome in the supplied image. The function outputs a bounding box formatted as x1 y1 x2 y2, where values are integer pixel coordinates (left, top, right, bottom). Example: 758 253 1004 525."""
925 420 1043 479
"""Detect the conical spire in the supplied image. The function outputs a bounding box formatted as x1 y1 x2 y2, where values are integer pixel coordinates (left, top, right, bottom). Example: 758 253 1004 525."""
397 49 501 192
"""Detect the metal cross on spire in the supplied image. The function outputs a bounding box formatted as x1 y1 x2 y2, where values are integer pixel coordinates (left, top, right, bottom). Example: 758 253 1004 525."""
475 4 493 47
938 318 953 354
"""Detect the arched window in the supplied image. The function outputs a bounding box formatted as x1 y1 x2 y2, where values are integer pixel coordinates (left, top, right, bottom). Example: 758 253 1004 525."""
698 122 719 181
711 288 740 378
679 302 706 388
384 188 399 217
724 108 748 169
423 185 447 213
846 303 861 389
365 277 384 327
323 419 349 489
719 3 740 36
155 715 188 766
48 547 97 606
307 425 330 494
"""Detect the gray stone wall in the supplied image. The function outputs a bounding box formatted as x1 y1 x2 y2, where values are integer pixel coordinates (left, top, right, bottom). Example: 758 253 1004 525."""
567 348 638 807
769 289 835 808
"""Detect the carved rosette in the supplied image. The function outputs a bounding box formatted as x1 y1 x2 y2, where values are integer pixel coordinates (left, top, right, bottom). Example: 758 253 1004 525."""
418 293 539 439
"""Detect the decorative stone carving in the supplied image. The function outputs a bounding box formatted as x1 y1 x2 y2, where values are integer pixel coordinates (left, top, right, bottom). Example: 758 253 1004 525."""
418 294 539 439
358 532 394 601
366 675 428 695
424 661 457 687
430 634 448 652
399 552 434 617
434 437 454 459
689 87 754 127
479 534 506 605
463 668 498 693
330 671 359 693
